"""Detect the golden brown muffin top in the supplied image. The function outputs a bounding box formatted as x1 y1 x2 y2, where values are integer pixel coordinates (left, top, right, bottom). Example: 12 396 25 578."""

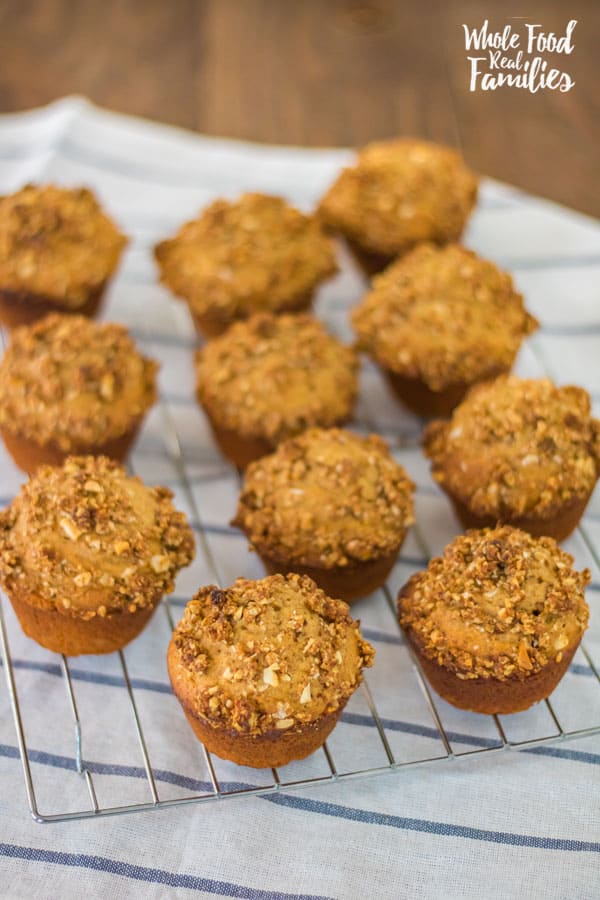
0 185 127 307
399 525 589 681
0 314 158 450
0 456 195 618
168 573 374 735
352 244 538 390
195 313 358 443
154 193 338 319
318 139 478 256
233 428 415 567
424 377 600 519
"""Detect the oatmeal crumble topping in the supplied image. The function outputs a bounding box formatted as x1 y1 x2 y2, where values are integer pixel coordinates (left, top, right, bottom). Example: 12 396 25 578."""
195 313 358 442
318 139 478 256
155 193 337 319
352 244 537 390
399 525 589 681
0 314 158 449
424 377 600 518
0 185 127 307
0 456 195 618
233 428 415 567
169 573 374 734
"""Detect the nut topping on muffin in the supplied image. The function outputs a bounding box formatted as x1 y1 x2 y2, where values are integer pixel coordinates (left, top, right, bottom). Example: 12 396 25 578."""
233 428 414 569
398 525 589 713
352 244 537 393
195 313 358 467
399 526 589 682
0 314 158 453
0 184 127 309
423 376 600 537
155 193 337 335
168 573 374 765
319 139 478 266
0 456 195 621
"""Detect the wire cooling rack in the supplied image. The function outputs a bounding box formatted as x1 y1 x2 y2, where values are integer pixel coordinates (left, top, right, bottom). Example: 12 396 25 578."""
1 298 600 825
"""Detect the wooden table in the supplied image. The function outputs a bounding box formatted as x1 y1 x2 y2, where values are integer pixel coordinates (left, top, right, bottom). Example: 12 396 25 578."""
0 0 598 216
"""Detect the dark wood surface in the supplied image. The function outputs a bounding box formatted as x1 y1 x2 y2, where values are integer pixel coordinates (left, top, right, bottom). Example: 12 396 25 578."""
0 0 598 216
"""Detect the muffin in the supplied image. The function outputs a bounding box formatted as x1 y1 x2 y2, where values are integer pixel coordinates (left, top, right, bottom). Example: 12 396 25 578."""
318 139 478 274
232 428 415 602
154 193 338 337
195 313 359 468
168 573 375 768
0 314 158 473
0 456 195 655
423 376 600 540
0 184 127 328
398 525 590 714
352 244 538 417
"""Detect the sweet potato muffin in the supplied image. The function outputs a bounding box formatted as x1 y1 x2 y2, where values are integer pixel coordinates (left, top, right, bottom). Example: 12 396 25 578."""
168 573 375 768
351 244 538 417
424 376 600 540
318 139 478 274
0 184 127 328
195 313 359 468
232 428 415 602
398 525 589 714
154 193 338 337
0 314 158 473
0 456 195 655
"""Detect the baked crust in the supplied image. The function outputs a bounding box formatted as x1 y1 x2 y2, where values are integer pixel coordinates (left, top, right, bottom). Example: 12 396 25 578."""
0 184 127 309
398 525 589 714
0 281 106 329
155 193 337 335
188 290 313 339
0 456 195 654
258 548 401 605
168 573 374 767
423 376 600 535
9 587 159 657
232 428 414 600
0 422 142 476
352 244 537 400
382 369 487 419
318 139 478 258
0 314 157 454
195 313 358 459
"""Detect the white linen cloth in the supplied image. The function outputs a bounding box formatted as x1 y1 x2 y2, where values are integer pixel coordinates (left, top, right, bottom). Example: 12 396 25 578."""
0 97 599 899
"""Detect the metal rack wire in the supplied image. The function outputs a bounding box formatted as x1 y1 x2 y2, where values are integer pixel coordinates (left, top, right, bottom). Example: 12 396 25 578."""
1 314 600 825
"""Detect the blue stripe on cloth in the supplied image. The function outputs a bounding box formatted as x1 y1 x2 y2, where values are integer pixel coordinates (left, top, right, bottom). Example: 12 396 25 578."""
9 659 172 695
339 715 600 762
57 136 264 189
541 324 600 336
4 642 596 706
130 329 197 349
501 255 600 271
190 522 240 537
0 742 222 790
339 712 497 748
360 628 402 646
0 743 599 851
0 842 330 899
262 795 600 852
3 648 600 761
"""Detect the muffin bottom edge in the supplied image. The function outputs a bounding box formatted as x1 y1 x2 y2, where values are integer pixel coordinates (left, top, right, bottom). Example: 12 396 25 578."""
7 589 159 656
0 282 107 330
257 542 404 603
178 700 344 769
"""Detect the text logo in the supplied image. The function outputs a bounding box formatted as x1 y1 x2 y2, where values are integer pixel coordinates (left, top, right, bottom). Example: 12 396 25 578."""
463 19 576 92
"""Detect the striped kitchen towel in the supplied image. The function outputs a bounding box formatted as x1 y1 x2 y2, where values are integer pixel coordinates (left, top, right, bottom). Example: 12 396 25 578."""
0 97 599 900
